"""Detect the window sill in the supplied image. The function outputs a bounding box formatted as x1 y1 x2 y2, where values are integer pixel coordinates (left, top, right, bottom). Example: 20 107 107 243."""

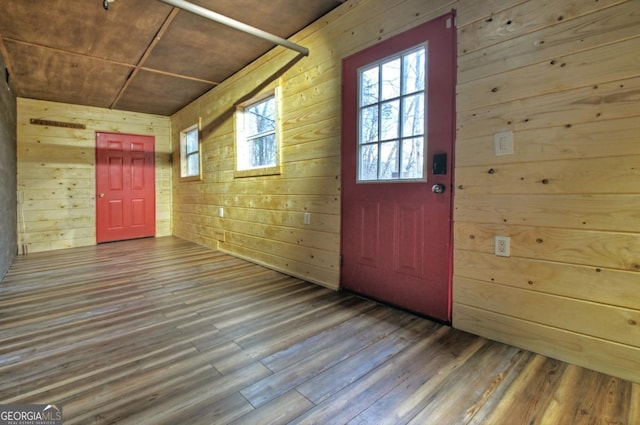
234 165 281 179
180 175 202 182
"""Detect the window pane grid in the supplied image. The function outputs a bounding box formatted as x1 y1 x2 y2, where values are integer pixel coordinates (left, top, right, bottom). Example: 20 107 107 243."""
181 124 200 178
357 45 426 182
186 151 199 176
246 129 275 141
185 128 198 154
237 93 279 172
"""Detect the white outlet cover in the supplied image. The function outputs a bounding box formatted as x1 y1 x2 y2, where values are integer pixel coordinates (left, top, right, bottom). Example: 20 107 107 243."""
495 236 511 257
304 212 311 225
219 207 224 218
494 130 514 156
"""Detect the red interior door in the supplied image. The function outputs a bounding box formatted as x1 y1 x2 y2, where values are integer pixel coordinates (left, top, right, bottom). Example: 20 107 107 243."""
341 13 456 322
96 132 156 243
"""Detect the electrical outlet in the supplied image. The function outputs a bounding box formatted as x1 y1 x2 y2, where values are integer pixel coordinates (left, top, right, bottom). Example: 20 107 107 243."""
304 212 311 225
494 236 510 257
219 207 224 218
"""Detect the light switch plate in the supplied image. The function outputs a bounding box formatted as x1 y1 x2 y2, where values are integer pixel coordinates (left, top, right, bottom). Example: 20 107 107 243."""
494 130 514 156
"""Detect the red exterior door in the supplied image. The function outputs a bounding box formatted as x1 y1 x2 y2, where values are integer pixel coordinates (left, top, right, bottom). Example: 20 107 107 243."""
96 132 156 243
341 13 456 322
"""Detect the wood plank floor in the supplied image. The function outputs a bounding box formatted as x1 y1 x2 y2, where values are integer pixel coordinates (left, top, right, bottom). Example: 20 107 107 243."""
1 236 638 424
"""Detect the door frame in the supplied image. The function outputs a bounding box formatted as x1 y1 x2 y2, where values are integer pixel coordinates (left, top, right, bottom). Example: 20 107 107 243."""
339 12 457 322
95 131 156 244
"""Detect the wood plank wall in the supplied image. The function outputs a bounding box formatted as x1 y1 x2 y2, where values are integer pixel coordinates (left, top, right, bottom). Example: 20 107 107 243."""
453 0 640 384
16 98 172 254
171 0 640 382
0 52 17 280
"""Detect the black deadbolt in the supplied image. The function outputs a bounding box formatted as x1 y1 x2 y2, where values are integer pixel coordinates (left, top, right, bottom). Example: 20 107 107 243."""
433 153 447 175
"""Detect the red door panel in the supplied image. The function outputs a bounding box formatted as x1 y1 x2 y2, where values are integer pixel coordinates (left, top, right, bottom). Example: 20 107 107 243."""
341 13 456 322
356 201 380 266
96 132 156 243
394 203 424 278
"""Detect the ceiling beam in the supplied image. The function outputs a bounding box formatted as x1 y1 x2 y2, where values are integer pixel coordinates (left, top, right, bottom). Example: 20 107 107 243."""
157 0 310 57
139 67 218 85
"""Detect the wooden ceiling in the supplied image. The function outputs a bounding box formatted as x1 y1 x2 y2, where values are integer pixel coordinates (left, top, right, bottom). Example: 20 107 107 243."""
0 0 344 116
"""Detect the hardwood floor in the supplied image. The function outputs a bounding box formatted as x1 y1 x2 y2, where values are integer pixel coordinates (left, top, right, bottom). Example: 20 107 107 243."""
1 237 638 424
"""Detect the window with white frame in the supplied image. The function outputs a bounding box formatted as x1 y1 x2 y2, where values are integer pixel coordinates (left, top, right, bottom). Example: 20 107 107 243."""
235 89 281 176
180 123 200 179
358 45 426 181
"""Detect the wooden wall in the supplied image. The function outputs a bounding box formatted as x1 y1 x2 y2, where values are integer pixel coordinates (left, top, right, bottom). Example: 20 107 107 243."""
453 0 640 383
0 53 17 280
17 98 172 254
453 0 640 382
171 0 639 382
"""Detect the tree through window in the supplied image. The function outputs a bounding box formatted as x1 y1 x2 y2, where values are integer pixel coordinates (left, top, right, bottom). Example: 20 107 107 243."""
180 123 200 179
236 90 281 176
358 46 426 181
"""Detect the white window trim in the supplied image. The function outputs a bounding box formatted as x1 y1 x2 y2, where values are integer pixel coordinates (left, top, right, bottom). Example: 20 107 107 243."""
180 120 201 181
356 44 428 183
234 87 282 178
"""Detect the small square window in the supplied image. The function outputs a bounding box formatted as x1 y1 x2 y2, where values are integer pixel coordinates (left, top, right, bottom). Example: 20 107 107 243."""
180 123 200 179
235 89 281 177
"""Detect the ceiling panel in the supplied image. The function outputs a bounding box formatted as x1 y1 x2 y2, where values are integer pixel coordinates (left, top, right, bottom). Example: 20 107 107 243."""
0 0 173 64
113 70 214 116
143 11 272 83
188 0 341 37
0 0 345 116
4 40 132 109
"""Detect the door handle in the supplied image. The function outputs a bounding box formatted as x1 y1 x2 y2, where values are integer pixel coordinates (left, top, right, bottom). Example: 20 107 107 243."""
98 193 105 198
432 184 446 194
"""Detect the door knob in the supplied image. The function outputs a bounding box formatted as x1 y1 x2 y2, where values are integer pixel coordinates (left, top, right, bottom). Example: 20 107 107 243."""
98 193 105 198
432 184 446 194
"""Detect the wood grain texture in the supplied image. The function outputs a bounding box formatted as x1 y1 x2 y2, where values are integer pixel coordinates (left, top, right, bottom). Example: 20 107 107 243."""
455 277 640 347
17 98 172 254
455 222 640 271
455 193 640 232
458 1 640 84
457 35 640 111
453 0 640 387
456 74 640 140
456 117 640 167
454 249 640 310
457 0 627 54
454 304 640 389
1 237 638 424
457 0 638 111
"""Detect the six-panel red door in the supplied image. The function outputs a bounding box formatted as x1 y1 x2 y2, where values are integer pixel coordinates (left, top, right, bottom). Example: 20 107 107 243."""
96 132 156 243
340 13 456 322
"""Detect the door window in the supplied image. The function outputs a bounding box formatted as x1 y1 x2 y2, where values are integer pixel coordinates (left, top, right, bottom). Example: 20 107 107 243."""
358 46 427 182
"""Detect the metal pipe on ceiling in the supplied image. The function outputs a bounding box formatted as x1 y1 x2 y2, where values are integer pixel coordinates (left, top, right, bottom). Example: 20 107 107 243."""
157 0 310 56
